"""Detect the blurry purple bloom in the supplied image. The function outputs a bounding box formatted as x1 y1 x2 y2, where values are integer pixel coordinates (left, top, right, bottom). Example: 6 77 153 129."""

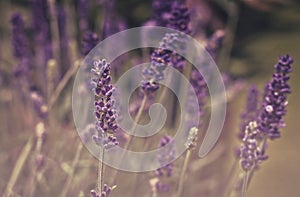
155 181 170 193
82 31 99 56
258 55 293 140
57 5 70 73
141 32 187 93
151 0 173 26
189 70 207 126
239 121 268 171
239 85 259 139
167 1 191 34
91 184 116 197
91 59 119 148
77 0 90 32
30 0 50 38
102 0 127 40
30 0 53 67
11 14 31 78
156 136 175 177
11 14 29 59
142 1 191 93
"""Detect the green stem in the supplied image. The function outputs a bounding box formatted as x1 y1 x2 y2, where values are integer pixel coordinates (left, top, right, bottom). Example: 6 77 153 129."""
222 159 239 197
241 171 249 197
98 146 105 193
4 138 33 197
48 60 80 110
176 149 191 197
60 143 83 197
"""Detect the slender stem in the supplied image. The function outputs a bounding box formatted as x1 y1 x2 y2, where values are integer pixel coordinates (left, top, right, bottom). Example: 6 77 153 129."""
241 171 249 197
125 95 148 149
29 128 45 197
60 143 83 197
4 138 33 197
47 0 61 65
222 159 239 197
49 60 80 110
176 149 191 197
98 146 105 193
151 191 157 197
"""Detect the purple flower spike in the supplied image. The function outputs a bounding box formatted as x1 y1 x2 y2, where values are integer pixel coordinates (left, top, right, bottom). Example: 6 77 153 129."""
11 14 28 59
258 55 293 140
239 121 267 171
91 184 116 197
91 59 119 149
82 31 99 56
168 1 191 34
11 13 32 78
156 135 175 177
239 85 259 139
77 0 90 32
151 0 173 27
189 70 207 126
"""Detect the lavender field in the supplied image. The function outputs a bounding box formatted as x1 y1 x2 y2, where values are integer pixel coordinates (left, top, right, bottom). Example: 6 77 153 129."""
1 0 300 197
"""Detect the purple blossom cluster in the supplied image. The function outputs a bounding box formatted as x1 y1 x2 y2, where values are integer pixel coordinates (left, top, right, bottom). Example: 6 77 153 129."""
154 135 175 192
91 184 116 197
82 32 100 56
11 14 30 77
239 55 293 171
156 135 175 177
142 1 191 93
30 0 53 65
258 55 293 140
167 1 191 34
239 121 267 171
141 33 179 93
239 85 259 139
151 0 172 26
91 59 119 149
189 70 207 126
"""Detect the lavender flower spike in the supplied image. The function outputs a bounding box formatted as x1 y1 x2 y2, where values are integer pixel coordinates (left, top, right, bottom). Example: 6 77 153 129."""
156 136 175 177
168 1 191 34
11 13 30 77
239 85 259 139
151 0 172 27
258 55 293 140
82 31 99 56
11 14 28 59
91 184 117 197
153 135 175 193
91 59 119 149
240 121 262 171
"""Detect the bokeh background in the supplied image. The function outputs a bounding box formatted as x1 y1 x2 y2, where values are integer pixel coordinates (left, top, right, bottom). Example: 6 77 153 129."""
0 0 299 196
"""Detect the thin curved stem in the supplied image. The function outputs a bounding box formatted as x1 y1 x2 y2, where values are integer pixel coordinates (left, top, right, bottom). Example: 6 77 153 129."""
48 60 80 110
60 143 83 197
4 138 33 197
241 171 249 197
222 158 239 197
98 146 105 193
176 149 191 197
